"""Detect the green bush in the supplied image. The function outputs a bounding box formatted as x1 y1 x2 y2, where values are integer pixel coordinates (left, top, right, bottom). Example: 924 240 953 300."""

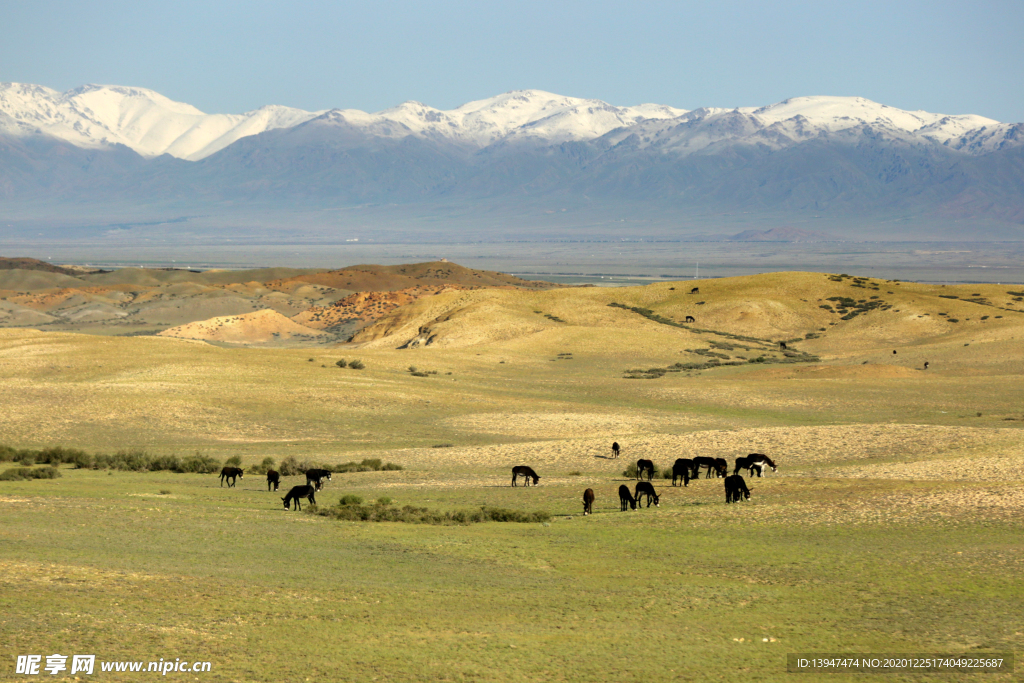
0 466 61 481
177 453 221 474
336 359 348 368
225 455 242 467
349 360 365 370
278 456 301 477
250 457 276 475
312 503 550 525
339 494 364 506
377 496 393 506
622 462 638 477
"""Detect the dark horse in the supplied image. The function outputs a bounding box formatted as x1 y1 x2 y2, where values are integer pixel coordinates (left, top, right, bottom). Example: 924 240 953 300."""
611 442 620 458
305 468 332 490
634 482 660 508
692 456 725 479
282 485 316 511
583 488 595 515
635 458 655 481
690 287 699 294
618 484 637 511
266 469 280 492
738 453 777 477
724 475 751 503
511 465 540 487
685 315 696 323
672 458 694 487
219 467 243 487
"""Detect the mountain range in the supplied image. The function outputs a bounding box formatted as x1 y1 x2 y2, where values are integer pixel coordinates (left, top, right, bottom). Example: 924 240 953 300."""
2 83 1023 242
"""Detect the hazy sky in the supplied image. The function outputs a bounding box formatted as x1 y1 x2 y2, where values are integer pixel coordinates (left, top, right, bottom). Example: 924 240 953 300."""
4 0 1022 121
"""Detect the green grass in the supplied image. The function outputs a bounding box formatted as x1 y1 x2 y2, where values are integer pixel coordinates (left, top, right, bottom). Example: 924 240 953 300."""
1 467 1020 682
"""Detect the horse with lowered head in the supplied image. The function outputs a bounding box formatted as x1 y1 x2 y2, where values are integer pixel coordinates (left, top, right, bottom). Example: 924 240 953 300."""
692 456 726 479
618 484 637 511
672 458 694 487
735 453 777 477
634 481 660 508
282 485 316 511
266 470 280 492
511 465 540 487
220 467 243 487
583 488 595 515
724 475 751 503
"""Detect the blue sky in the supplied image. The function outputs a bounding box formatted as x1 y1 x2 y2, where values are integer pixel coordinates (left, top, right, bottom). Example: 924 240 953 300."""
4 0 1023 121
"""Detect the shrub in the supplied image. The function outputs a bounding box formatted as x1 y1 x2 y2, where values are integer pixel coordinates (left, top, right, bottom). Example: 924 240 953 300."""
147 454 182 471
377 496 393 506
0 445 19 461
72 451 93 469
312 503 550 525
431 444 453 449
177 453 221 474
336 359 348 368
339 494 364 506
349 360 365 370
159 489 172 495
225 455 242 467
411 371 429 377
250 457 276 475
381 462 404 471
568 471 582 476
0 466 61 481
622 462 638 478
408 366 418 373
278 456 301 477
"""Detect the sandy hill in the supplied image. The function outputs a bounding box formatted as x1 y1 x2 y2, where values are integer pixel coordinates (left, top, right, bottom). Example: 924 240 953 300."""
292 285 476 333
0 269 88 292
157 309 328 345
349 272 1024 365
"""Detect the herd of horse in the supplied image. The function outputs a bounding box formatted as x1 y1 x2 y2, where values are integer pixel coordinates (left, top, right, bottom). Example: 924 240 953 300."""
514 449 775 515
219 465 333 510
221 447 775 516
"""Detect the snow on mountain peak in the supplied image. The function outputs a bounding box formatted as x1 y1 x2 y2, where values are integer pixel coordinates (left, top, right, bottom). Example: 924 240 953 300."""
0 83 1016 160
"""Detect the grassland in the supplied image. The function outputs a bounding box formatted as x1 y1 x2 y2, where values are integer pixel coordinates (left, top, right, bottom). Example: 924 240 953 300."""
1 272 1023 681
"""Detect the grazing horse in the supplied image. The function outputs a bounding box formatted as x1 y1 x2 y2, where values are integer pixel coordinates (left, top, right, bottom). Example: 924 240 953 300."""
712 458 729 477
744 453 777 477
690 287 699 294
924 361 930 370
266 469 280 492
779 341 788 350
724 475 751 503
583 488 595 515
305 468 332 490
685 315 696 323
611 442 620 458
618 484 637 511
636 459 655 481
634 482 660 508
692 456 724 479
511 465 540 487
219 467 243 488
282 485 316 511
672 458 694 486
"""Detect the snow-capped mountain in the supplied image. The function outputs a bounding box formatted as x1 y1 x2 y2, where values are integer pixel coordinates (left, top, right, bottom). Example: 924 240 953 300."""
2 82 1023 241
0 83 321 160
5 84 1019 161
